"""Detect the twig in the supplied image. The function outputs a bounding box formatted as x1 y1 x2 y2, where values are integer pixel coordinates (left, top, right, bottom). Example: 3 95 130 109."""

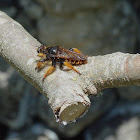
0 11 140 123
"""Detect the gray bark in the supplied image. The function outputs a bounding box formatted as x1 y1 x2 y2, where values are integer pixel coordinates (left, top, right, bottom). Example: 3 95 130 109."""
0 11 140 123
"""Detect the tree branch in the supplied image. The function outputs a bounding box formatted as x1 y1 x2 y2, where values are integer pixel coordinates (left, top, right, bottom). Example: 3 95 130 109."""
0 11 140 123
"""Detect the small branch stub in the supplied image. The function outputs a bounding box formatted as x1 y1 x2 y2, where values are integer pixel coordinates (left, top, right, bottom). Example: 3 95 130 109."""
55 102 90 123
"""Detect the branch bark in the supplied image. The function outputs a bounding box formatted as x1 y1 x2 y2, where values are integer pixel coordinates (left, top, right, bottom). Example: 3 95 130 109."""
0 11 140 124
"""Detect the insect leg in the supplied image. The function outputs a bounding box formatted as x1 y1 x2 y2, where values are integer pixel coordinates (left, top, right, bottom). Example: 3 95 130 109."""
59 58 65 69
35 61 45 70
38 52 44 57
42 58 56 81
63 61 81 75
69 48 82 54
35 58 49 70
39 58 49 62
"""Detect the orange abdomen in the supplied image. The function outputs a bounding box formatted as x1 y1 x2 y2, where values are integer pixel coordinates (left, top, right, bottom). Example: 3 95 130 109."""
67 59 87 65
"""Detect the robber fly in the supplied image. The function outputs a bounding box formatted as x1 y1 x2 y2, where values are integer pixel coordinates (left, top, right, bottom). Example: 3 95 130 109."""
35 44 87 81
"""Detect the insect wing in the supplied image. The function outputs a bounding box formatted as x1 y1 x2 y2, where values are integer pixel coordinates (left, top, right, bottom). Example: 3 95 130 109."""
58 48 87 60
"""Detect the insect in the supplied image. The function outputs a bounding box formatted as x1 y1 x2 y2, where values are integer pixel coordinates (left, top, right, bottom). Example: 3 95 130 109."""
35 44 87 81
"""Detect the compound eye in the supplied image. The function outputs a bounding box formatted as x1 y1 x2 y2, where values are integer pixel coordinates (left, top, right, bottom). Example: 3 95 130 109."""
37 48 40 53
50 47 57 55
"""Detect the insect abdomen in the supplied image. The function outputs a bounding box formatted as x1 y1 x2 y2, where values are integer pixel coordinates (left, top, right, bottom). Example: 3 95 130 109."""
67 59 87 65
